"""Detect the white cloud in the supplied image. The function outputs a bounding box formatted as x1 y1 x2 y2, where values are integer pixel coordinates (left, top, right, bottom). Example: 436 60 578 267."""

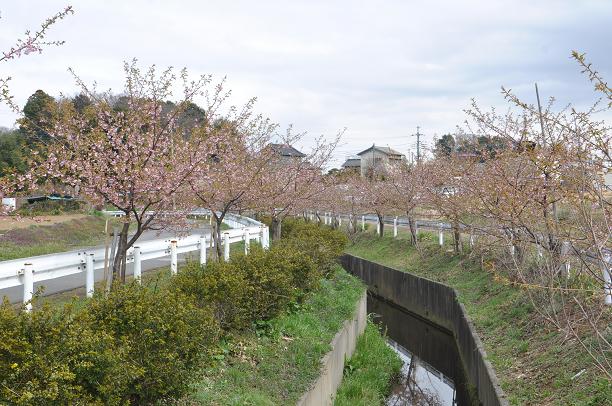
1 0 610 167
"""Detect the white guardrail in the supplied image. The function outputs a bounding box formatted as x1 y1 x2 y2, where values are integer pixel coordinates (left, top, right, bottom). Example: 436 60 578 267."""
0 210 269 309
311 210 612 305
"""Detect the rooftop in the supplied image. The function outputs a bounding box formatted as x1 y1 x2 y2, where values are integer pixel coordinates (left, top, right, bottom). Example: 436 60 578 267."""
341 158 361 168
268 143 306 158
356 145 404 157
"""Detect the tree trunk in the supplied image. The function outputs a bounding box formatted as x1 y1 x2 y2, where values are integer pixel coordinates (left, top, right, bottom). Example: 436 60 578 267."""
111 222 131 284
212 215 224 261
377 213 384 237
407 215 418 246
452 222 462 254
271 216 282 241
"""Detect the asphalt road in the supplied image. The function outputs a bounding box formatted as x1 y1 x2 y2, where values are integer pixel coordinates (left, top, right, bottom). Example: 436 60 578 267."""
1 222 213 304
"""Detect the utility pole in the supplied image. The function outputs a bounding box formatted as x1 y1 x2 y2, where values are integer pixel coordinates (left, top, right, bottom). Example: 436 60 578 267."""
412 126 422 163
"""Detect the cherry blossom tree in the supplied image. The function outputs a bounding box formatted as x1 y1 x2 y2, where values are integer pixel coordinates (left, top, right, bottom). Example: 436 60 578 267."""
188 105 279 259
389 163 425 245
459 56 612 377
348 168 398 237
6 61 227 286
0 6 73 214
258 133 341 240
1 6 74 111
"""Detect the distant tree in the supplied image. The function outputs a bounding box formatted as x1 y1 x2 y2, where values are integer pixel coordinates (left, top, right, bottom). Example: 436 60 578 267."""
161 100 207 138
71 92 92 114
433 134 455 157
327 168 341 176
18 89 58 146
0 128 27 177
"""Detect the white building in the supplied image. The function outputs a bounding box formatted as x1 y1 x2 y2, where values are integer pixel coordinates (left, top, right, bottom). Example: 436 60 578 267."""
356 145 406 177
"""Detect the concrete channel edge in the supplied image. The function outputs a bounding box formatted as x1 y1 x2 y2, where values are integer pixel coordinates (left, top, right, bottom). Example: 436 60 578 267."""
296 290 367 406
339 254 509 406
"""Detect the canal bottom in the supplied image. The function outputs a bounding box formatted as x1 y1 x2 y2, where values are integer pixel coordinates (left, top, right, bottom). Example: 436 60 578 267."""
368 294 479 406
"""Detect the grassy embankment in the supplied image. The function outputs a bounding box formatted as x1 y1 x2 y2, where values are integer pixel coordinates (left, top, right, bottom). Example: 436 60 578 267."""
346 228 611 405
334 322 402 405
0 214 227 262
0 215 109 260
190 266 366 405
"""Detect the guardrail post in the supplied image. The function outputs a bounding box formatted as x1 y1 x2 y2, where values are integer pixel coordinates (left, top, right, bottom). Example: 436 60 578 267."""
170 240 178 274
361 215 365 231
603 254 611 305
244 229 250 255
22 262 33 311
393 217 398 238
199 236 207 265
561 241 571 278
263 227 270 249
223 232 230 261
338 215 341 227
438 226 444 247
86 253 95 297
133 246 142 284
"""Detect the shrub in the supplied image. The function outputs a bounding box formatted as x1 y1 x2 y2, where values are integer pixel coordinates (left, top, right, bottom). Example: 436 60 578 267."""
277 220 348 276
232 245 301 319
84 282 220 404
0 216 343 404
172 244 319 331
172 261 253 330
16 199 82 216
265 244 320 295
0 300 124 405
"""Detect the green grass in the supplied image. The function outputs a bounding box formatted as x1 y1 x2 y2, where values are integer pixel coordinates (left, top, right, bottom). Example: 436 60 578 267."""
190 266 365 405
0 216 110 260
334 321 401 405
346 228 612 406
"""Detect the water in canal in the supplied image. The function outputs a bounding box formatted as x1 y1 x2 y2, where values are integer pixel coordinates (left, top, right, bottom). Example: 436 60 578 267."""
369 294 478 406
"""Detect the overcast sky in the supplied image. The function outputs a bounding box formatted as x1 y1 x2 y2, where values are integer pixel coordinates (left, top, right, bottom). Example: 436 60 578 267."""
1 1 611 166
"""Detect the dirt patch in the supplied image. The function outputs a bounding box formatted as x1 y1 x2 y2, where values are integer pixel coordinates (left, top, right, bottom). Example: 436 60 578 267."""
0 214 88 232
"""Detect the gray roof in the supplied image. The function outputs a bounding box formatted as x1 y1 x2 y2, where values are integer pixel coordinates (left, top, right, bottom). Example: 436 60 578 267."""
356 145 404 157
341 158 361 168
269 143 306 158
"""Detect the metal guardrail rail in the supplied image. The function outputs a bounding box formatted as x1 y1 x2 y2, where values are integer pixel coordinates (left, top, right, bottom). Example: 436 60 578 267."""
310 210 611 305
0 211 269 308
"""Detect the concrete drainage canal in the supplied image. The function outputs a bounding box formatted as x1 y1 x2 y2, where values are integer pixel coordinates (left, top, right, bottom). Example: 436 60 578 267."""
370 294 475 405
340 254 508 406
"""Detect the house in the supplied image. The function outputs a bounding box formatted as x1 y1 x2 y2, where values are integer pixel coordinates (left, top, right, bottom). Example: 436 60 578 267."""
341 157 361 173
356 144 406 177
268 143 306 165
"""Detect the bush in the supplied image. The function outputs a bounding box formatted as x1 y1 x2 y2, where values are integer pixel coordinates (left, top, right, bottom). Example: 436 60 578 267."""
172 245 317 331
277 219 348 276
84 282 220 404
1 217 343 404
172 260 253 330
0 300 124 405
0 282 220 405
16 199 83 216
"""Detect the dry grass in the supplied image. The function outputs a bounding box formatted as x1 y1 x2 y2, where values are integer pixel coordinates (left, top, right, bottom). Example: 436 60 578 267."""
0 213 89 231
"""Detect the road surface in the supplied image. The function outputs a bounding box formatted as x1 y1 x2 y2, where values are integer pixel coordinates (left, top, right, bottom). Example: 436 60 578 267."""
1 222 213 304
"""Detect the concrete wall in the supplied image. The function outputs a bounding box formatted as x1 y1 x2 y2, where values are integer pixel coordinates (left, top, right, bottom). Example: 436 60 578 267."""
340 254 509 406
297 291 367 406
